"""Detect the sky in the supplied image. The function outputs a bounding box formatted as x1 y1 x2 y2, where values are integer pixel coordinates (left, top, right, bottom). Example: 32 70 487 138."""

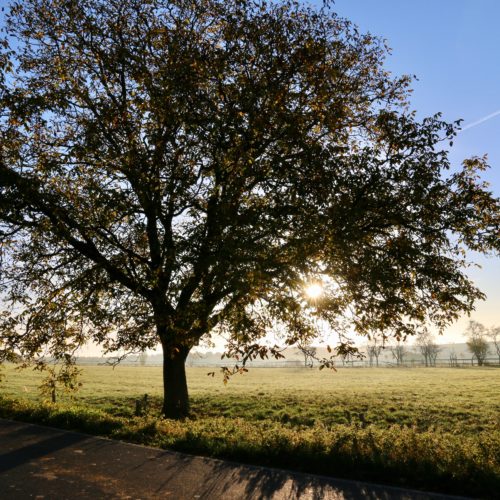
315 0 500 343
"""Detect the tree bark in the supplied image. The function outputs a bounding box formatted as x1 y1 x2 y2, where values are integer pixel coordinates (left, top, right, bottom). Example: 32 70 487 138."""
161 342 190 419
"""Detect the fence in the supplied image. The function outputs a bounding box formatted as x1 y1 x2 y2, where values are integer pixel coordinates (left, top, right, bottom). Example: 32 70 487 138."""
75 355 500 368
184 357 500 369
187 360 305 368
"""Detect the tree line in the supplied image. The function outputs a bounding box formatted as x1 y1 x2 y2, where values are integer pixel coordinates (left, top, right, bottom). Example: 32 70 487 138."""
364 320 500 367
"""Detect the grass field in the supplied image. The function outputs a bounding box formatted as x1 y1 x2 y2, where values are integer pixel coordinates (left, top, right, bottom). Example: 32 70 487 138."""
1 365 499 497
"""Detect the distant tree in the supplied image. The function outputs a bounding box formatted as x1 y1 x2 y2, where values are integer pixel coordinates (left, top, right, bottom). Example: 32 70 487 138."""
416 329 441 366
464 321 490 366
428 344 440 366
449 349 458 367
186 351 203 367
391 341 407 366
487 326 500 364
138 352 148 367
366 338 383 367
297 343 317 368
0 0 499 419
339 352 350 367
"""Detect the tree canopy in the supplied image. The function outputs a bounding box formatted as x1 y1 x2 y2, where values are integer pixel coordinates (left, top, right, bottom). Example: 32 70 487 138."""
0 0 498 417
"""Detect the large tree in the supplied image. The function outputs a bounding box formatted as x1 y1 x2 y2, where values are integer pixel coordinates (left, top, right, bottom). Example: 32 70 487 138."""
0 0 498 418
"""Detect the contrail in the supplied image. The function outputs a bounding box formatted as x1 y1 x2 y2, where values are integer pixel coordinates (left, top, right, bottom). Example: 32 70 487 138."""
461 109 500 131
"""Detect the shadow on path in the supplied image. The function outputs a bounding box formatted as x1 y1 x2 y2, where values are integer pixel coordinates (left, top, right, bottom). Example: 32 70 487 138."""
0 419 467 499
0 428 88 473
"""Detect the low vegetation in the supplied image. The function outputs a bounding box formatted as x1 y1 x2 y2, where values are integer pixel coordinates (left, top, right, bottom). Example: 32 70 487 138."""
0 365 498 497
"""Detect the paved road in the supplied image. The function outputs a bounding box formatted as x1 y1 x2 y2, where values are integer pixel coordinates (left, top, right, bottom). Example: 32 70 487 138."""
0 419 468 499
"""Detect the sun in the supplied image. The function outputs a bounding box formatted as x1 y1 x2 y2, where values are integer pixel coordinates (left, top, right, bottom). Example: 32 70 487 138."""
305 283 323 299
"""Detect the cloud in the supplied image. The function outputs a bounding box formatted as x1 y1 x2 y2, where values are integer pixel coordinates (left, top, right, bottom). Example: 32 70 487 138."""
461 109 500 131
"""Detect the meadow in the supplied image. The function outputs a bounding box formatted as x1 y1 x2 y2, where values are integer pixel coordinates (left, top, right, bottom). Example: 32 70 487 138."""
1 365 499 497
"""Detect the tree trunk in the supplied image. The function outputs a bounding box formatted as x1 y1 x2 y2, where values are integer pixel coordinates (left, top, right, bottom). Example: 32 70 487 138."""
161 343 190 419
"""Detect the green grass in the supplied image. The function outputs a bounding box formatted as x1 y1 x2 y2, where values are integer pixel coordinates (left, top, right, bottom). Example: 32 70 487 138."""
1 365 499 497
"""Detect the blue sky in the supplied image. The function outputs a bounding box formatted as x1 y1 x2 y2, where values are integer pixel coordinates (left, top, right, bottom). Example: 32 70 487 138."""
328 0 500 192
325 0 500 341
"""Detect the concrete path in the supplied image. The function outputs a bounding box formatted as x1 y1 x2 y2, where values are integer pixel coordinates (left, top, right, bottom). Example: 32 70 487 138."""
0 419 468 499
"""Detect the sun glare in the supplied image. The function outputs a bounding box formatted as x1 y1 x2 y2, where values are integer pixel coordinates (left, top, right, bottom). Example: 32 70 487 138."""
305 283 323 299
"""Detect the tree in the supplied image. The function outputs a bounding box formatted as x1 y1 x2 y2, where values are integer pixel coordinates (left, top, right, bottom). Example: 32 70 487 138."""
296 342 317 368
138 351 148 367
0 0 498 419
415 329 441 367
464 321 490 366
38 356 82 403
366 338 383 367
390 341 407 366
428 343 440 366
449 349 458 367
487 326 500 364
